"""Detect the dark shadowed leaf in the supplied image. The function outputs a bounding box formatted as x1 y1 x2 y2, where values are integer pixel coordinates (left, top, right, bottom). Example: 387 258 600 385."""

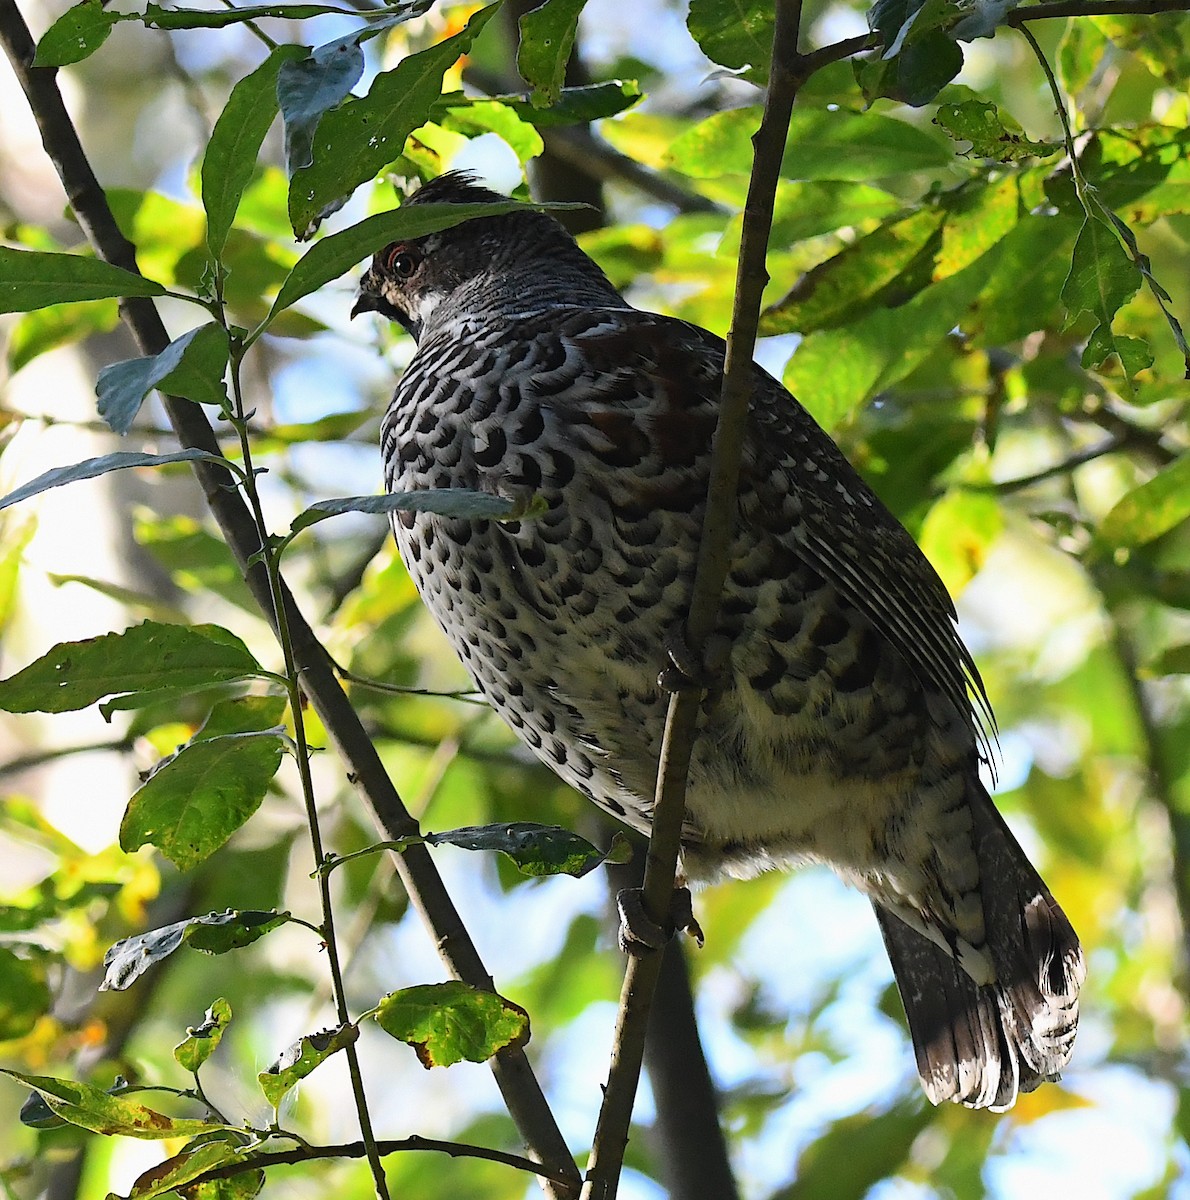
119 731 286 870
97 323 230 433
101 911 289 991
0 620 260 713
0 949 50 1039
687 0 773 84
286 4 501 236
174 998 233 1073
143 2 352 27
0 247 166 313
193 694 289 741
427 822 632 878
374 981 530 1068
288 487 543 535
0 450 231 516
497 80 641 127
517 0 587 106
258 1023 359 1107
32 0 124 65
5 1070 224 1138
203 45 306 258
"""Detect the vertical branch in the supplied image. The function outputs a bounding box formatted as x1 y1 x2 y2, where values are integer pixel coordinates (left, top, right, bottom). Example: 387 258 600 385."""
0 9 580 1195
579 3 806 1197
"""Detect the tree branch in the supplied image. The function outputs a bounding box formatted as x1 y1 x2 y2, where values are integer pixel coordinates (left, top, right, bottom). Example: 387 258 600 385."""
0 8 579 1195
579 3 806 1196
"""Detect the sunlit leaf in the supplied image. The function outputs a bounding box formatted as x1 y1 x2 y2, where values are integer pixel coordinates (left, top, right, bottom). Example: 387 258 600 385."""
0 620 260 713
687 0 773 84
6 297 120 373
258 1024 359 1107
1099 453 1190 548
374 981 530 1068
935 100 1061 161
5 1070 224 1138
174 998 233 1073
101 911 289 991
0 247 166 313
517 0 587 107
120 731 286 870
117 1132 257 1199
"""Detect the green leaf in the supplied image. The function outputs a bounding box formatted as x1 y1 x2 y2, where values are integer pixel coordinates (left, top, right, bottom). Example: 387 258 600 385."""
687 0 774 84
97 323 231 434
0 449 230 515
762 207 946 335
174 999 233 1073
119 731 286 870
1061 216 1145 379
1099 453 1190 549
203 45 306 258
101 910 289 991
858 0 965 106
935 100 1061 161
0 247 166 313
373 981 530 1068
120 1133 257 1200
143 2 355 28
494 80 641 128
288 487 539 535
0 949 50 1039
427 822 631 878
4 1070 224 1139
32 0 123 66
258 1023 359 1107
194 694 289 741
918 489 1003 595
667 106 952 182
287 3 501 237
6 297 121 374
441 99 544 165
279 34 367 174
259 199 535 330
0 620 261 714
517 0 587 107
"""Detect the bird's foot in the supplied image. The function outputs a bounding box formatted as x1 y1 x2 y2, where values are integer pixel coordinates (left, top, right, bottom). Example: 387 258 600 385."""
616 885 705 956
657 628 730 695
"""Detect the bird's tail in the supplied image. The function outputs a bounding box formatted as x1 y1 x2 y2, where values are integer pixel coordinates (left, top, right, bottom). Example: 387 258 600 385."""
875 787 1085 1110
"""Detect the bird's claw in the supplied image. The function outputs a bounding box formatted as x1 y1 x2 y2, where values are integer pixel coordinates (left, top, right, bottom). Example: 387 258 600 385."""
616 885 705 956
657 629 730 695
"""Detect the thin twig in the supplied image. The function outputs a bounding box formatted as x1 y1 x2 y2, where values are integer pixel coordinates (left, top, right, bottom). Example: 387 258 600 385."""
579 2 806 1196
0 9 580 1195
0 737 135 780
188 1134 579 1188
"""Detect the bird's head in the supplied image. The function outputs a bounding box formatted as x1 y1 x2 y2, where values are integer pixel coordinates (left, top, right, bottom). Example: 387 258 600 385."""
351 171 623 340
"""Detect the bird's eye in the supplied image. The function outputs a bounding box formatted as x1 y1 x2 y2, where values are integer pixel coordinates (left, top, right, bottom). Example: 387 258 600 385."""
384 244 421 279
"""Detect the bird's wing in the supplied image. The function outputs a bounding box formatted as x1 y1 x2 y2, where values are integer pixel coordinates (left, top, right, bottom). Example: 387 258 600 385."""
558 308 995 754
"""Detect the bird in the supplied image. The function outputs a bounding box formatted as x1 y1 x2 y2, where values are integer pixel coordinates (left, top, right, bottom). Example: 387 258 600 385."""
352 170 1084 1111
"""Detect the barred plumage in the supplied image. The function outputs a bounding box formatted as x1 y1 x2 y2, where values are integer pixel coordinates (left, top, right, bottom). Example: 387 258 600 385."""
353 171 1084 1110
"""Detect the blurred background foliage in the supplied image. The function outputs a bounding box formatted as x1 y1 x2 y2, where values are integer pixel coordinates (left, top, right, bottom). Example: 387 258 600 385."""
1 0 1189 1196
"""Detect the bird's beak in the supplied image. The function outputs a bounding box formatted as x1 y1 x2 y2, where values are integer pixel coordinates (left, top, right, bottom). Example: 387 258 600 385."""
351 291 382 320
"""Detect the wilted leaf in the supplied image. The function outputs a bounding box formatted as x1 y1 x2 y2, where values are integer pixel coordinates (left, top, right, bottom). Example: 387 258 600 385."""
0 620 260 714
258 1024 359 1107
101 911 289 991
427 822 631 878
118 1132 256 1199
97 323 231 433
174 999 233 1073
5 1070 223 1139
119 731 286 870
0 247 166 313
374 981 530 1068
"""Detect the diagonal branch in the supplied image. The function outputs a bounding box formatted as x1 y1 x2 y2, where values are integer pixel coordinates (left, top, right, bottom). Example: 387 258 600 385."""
0 7 579 1196
578 2 807 1197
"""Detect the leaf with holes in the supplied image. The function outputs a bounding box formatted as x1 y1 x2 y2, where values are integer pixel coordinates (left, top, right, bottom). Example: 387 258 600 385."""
517 0 587 106
101 911 289 992
174 999 233 1073
258 1024 359 1107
